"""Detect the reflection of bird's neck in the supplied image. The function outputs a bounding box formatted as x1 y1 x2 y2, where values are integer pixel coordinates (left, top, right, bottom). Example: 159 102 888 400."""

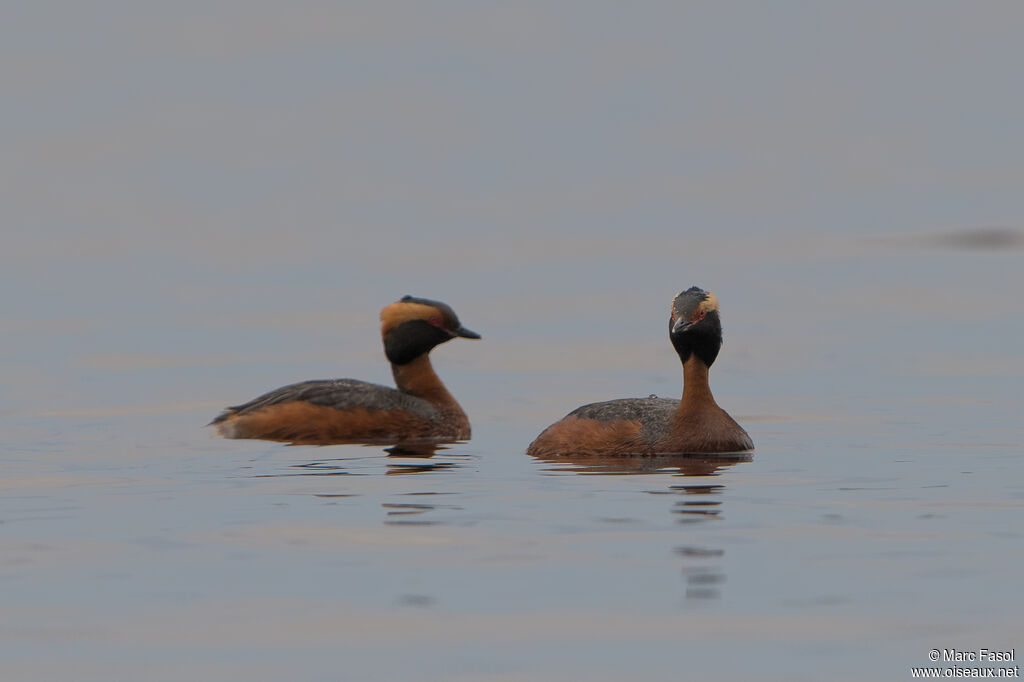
392 355 460 411
678 355 718 414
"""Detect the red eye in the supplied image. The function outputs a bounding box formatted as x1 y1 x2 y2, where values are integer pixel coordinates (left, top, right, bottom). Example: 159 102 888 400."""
428 317 442 327
697 310 706 320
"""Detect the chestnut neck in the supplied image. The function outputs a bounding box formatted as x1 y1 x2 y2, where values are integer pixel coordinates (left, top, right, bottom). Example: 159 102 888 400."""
391 355 460 412
676 355 719 415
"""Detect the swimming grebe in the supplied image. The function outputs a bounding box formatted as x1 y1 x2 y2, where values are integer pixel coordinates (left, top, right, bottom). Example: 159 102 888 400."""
526 287 752 457
210 296 480 445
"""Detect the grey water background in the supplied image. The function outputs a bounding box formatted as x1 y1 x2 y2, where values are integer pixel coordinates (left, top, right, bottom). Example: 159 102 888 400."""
3 3 1023 680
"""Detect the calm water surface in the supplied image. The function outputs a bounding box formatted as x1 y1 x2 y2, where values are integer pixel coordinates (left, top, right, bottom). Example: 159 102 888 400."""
4 4 1024 680
4 235 1022 681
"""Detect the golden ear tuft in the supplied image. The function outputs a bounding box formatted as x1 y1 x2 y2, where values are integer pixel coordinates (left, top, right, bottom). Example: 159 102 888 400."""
380 301 441 334
697 292 719 314
671 288 718 318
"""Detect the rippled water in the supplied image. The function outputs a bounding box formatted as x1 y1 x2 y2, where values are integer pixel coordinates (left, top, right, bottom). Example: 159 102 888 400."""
4 4 1024 680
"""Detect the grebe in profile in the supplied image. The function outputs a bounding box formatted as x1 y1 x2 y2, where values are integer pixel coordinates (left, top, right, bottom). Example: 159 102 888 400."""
526 287 752 457
211 296 480 445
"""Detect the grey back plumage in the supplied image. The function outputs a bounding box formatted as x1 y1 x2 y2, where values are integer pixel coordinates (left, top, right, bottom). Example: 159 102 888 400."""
210 379 439 423
569 397 679 444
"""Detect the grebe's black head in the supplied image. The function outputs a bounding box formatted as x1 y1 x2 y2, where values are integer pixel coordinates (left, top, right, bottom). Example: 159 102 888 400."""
669 287 722 367
380 295 480 365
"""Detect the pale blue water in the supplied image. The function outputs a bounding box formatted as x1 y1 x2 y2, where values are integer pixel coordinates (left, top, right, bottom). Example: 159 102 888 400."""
3 4 1023 681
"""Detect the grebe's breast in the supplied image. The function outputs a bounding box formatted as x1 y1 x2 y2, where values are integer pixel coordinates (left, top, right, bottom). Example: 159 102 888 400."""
209 378 463 444
527 395 751 457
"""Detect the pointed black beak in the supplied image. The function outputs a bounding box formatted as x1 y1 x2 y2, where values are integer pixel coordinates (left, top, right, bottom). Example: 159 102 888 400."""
454 326 481 339
671 317 693 335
